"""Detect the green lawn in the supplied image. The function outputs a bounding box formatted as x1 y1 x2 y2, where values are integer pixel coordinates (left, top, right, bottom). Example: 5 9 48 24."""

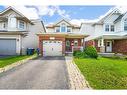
74 57 127 89
0 55 32 68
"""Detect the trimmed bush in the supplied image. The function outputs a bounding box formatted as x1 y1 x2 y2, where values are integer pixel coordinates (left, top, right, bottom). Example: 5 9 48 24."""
84 46 98 59
73 50 88 58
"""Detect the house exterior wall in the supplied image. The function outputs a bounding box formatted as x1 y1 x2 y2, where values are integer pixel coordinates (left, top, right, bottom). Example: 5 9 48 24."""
0 35 21 55
46 20 80 33
0 8 45 55
38 35 65 56
22 20 45 55
85 40 100 52
112 39 127 54
0 10 28 31
115 21 121 32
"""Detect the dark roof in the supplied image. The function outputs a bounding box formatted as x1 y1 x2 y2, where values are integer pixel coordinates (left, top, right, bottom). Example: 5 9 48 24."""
114 14 125 23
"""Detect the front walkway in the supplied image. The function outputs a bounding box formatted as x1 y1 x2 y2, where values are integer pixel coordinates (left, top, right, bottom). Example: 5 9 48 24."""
65 56 91 89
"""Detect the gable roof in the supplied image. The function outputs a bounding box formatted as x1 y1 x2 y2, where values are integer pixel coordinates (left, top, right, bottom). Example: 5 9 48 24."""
97 8 121 23
0 6 33 24
114 12 127 23
54 19 72 26
46 18 80 28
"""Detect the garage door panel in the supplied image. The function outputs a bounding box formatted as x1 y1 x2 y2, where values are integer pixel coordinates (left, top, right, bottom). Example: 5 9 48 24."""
0 39 16 55
43 41 62 56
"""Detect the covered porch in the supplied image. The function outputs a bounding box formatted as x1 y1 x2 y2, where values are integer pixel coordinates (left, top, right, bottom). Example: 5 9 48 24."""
96 35 127 54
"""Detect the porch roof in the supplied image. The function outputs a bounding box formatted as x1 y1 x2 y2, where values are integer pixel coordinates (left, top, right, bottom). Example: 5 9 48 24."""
85 32 127 41
37 32 88 38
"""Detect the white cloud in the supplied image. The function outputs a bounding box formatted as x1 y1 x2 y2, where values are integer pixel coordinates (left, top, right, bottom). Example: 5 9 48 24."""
8 6 39 19
70 19 99 26
4 5 70 19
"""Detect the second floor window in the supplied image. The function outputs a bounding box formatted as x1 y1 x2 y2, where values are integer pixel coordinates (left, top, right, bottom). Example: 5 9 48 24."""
67 28 71 32
105 25 109 31
19 21 25 29
111 25 114 32
61 23 66 32
56 27 60 32
124 19 127 31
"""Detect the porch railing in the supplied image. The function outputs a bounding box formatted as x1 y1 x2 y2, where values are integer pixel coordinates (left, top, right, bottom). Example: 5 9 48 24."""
72 46 84 52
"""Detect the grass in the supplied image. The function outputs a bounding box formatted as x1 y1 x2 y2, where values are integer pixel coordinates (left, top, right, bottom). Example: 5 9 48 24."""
0 55 32 68
74 57 127 89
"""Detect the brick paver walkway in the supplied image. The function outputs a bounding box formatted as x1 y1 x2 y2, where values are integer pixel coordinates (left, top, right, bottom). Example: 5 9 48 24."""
65 56 91 90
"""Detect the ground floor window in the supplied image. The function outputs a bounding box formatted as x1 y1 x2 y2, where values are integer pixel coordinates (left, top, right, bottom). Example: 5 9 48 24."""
74 39 78 46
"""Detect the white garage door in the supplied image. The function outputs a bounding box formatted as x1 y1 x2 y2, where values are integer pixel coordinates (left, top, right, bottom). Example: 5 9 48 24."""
43 40 62 56
0 39 16 55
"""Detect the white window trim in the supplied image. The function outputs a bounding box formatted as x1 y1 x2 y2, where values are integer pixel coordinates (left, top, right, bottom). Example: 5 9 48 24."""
55 27 60 32
60 23 67 32
124 19 127 31
104 24 115 32
74 39 78 46
67 27 72 32
18 20 25 30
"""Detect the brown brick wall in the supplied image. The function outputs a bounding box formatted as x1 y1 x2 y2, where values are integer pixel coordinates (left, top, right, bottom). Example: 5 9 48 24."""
85 40 100 52
39 35 65 56
112 39 127 54
85 40 94 47
94 40 100 52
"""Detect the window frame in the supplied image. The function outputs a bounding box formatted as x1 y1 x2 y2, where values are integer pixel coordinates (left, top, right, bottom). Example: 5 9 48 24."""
105 24 110 32
55 27 60 32
74 39 78 47
60 23 67 32
124 19 127 31
19 20 25 29
110 25 114 32
67 27 71 32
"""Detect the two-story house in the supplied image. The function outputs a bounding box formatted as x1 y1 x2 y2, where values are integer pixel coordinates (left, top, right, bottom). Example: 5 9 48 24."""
37 19 86 56
81 8 127 54
0 7 45 55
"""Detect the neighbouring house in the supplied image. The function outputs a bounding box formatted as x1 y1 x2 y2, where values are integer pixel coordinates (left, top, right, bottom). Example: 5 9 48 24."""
80 8 127 54
37 19 87 56
0 7 45 55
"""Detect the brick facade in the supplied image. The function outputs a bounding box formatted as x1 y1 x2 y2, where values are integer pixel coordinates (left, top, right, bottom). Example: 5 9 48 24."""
39 35 65 56
112 39 127 54
85 40 100 52
38 35 83 56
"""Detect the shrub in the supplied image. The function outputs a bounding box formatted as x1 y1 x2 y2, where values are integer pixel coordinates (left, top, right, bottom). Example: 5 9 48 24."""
73 50 88 58
84 46 98 59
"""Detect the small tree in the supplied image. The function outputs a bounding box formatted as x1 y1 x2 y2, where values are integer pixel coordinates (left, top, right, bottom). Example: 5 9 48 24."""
84 46 98 59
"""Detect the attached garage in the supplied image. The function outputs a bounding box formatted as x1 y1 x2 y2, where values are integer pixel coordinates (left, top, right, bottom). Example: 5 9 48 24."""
43 40 62 56
0 39 16 55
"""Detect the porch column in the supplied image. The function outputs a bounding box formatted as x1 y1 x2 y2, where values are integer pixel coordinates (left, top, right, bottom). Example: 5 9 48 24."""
100 38 105 53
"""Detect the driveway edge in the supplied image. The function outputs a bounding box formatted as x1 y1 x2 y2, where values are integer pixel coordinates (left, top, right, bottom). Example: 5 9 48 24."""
0 55 37 74
65 56 92 90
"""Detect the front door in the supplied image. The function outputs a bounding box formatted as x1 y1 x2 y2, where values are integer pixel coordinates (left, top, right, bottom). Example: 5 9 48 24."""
66 40 71 52
106 41 112 52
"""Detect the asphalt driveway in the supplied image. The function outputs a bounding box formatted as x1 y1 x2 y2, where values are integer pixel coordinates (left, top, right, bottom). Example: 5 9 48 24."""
0 56 69 89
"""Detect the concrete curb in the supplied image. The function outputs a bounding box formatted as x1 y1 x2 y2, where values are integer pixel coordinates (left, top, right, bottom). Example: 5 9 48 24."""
0 55 37 74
